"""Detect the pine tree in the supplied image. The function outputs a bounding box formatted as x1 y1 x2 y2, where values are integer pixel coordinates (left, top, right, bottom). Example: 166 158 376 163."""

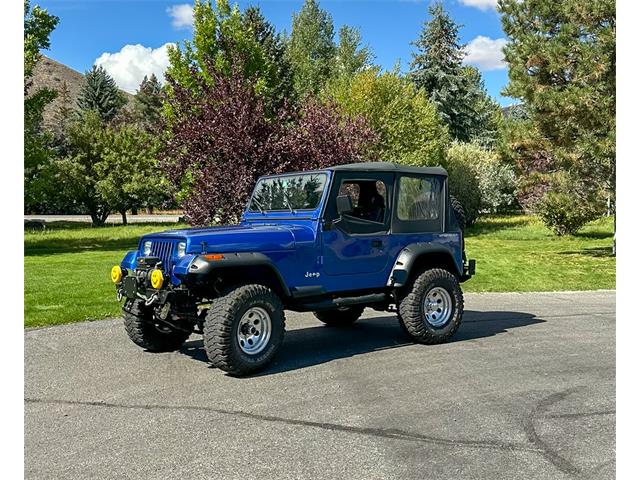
409 2 498 144
77 65 125 122
410 3 465 136
242 6 294 108
287 0 336 97
133 74 163 131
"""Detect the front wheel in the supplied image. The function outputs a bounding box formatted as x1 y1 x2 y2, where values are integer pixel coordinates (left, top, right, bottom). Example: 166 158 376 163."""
313 306 364 326
398 268 464 344
203 284 285 375
123 300 191 352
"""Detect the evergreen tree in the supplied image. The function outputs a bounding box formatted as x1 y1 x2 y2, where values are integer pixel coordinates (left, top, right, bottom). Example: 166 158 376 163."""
133 74 164 131
287 0 336 97
335 26 373 78
242 6 294 108
409 2 498 144
77 65 126 122
410 2 466 138
499 0 615 225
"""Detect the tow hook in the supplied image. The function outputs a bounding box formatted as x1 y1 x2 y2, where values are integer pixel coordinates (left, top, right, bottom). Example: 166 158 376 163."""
156 302 171 320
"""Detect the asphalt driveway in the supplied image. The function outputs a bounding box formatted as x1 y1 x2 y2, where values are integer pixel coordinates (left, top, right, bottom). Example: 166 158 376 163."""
25 290 615 480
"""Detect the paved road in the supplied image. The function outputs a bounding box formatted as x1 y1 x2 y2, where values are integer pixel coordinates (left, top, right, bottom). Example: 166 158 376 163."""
25 291 615 480
24 214 182 224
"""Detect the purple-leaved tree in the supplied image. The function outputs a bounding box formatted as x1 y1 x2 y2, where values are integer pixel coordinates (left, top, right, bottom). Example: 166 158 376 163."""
163 60 376 226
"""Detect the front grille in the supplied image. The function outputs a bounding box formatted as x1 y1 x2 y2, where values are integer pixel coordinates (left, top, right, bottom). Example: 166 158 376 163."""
150 240 177 272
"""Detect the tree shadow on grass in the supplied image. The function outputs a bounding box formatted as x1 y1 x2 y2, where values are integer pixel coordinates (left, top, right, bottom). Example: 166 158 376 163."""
24 222 184 256
179 309 543 376
558 247 614 258
465 216 532 237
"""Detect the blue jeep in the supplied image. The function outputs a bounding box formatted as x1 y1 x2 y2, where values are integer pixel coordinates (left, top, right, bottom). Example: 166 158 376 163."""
112 162 475 374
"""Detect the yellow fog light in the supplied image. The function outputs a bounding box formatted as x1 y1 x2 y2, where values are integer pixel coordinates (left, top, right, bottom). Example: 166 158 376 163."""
150 269 164 289
111 265 123 284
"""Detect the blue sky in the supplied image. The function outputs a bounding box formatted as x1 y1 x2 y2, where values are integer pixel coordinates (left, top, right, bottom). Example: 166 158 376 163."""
39 0 515 105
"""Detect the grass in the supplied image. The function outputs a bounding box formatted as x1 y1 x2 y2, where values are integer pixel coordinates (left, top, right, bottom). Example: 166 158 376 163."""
24 216 615 328
464 215 615 292
25 222 185 328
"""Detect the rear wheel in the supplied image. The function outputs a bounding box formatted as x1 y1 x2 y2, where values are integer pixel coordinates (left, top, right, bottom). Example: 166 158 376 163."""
203 284 285 375
123 299 191 352
313 306 364 326
398 268 464 344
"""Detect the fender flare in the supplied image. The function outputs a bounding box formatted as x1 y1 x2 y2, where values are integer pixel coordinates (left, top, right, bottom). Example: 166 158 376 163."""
387 243 461 288
186 252 291 297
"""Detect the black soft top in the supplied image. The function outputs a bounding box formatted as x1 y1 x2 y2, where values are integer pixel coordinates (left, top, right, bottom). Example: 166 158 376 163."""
328 162 447 177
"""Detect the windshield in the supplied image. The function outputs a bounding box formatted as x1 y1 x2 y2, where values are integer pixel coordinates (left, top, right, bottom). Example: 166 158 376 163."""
249 173 328 212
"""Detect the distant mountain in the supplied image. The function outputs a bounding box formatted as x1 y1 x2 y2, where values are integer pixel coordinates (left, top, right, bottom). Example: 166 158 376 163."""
29 56 133 129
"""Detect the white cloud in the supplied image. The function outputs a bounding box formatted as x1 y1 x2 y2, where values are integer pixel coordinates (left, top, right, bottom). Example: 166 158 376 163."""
459 0 497 11
167 4 194 29
94 43 174 94
464 36 507 71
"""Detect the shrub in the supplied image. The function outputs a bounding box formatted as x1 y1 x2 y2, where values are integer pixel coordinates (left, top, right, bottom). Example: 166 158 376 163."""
537 190 600 236
444 154 482 226
444 142 517 225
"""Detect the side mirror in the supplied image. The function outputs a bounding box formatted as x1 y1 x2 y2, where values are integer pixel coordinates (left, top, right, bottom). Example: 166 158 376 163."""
336 194 353 216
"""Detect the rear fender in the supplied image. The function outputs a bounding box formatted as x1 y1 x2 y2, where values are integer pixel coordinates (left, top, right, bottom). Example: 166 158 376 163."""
387 243 461 288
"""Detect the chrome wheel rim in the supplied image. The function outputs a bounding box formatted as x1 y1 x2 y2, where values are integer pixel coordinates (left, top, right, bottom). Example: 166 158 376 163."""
423 287 452 328
237 307 272 355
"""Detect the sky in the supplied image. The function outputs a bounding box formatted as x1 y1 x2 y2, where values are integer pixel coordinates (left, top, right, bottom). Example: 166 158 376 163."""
38 0 516 106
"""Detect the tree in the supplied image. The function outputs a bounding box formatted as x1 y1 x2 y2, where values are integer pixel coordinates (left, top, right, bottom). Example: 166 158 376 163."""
95 126 169 224
133 74 164 131
242 5 294 109
166 0 279 114
335 26 373 78
324 69 449 167
499 0 615 234
24 0 59 174
286 0 336 97
77 65 126 122
409 2 498 144
163 58 375 226
48 111 112 225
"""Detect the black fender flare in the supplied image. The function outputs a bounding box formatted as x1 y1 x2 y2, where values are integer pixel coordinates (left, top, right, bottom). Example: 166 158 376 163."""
186 252 291 297
387 243 461 288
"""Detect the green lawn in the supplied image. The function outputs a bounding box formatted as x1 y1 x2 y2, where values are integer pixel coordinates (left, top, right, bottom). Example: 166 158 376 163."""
24 216 615 328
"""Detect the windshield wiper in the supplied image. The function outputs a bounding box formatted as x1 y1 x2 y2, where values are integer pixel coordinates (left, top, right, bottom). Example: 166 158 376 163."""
284 196 295 214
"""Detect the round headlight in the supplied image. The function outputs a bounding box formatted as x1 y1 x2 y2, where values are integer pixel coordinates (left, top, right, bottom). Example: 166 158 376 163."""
143 240 152 255
177 241 186 258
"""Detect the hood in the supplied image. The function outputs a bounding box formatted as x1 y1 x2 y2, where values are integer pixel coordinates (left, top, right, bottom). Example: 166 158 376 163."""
142 223 313 254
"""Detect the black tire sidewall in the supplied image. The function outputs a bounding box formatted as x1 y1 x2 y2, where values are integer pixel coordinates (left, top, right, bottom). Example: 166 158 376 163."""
399 269 464 343
226 291 285 369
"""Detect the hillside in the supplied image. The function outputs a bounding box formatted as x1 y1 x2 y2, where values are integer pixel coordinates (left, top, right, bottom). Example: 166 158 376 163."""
29 56 133 129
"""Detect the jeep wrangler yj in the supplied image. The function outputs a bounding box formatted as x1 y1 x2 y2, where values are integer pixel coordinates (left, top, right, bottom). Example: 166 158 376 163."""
111 162 475 375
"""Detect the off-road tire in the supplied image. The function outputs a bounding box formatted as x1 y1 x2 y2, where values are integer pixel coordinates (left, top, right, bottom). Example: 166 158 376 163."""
398 268 464 344
123 299 191 352
203 284 285 376
450 195 466 231
313 306 365 326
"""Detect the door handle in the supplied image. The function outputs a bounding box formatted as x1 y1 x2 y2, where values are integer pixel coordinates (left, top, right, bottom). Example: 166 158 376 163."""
371 240 383 248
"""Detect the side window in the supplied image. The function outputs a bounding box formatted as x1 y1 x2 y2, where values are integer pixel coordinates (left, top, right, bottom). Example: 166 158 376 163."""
397 176 441 221
339 180 387 224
